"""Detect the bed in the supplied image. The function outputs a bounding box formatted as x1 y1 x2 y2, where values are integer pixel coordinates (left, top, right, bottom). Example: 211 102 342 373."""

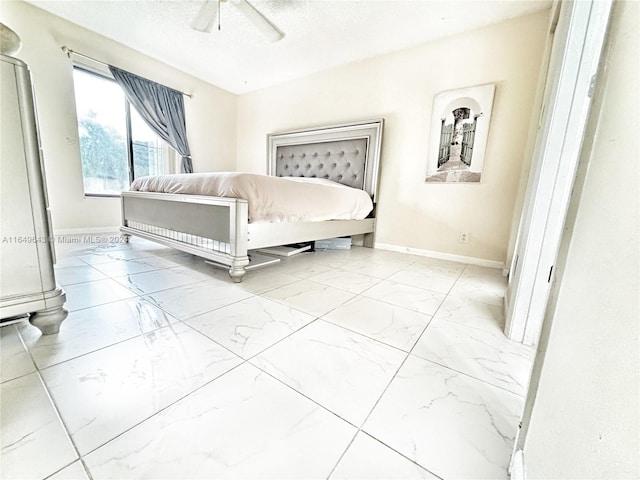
120 119 384 282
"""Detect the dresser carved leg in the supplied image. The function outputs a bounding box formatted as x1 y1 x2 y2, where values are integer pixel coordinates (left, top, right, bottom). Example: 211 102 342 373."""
29 306 68 335
228 265 247 283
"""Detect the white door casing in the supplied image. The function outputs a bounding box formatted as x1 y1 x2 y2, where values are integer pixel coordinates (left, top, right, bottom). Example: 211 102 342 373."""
504 0 612 346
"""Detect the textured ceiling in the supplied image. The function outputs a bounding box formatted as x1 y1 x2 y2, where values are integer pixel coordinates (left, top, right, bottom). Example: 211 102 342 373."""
26 0 551 94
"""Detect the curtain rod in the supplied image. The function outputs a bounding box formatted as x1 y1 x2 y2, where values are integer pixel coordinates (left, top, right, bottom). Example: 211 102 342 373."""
61 46 193 99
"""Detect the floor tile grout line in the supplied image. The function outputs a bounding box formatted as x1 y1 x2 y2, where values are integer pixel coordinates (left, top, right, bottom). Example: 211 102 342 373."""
62 295 141 315
354 344 411 426
72 319 345 461
408 262 470 341
60 280 144 314
221 299 433 436
177 319 256 360
405 303 532 397
243 251 444 475
404 265 468 358
360 431 445 480
0 325 37 385
328 430 446 480
324 344 443 480
403 311 439 358
111 272 215 298
304 275 386 297
141 251 517 438
184 313 322 365
28 241 233 446
90 248 400 300
18 343 96 480
69 360 250 460
18 308 182 372
249 314 319 361
55 249 493 366
324 270 476 479
60 265 187 291
68 268 223 303
382 263 528 397
22 274 353 466
54 263 110 286
405 353 528 398
73 253 168 266
87 255 201 275
26 244 514 478
68 255 199 275
325 430 359 480
42 459 91 480
0 369 37 385
357 290 444 318
439 260 468 300
239 274 306 296
383 261 467 289
57 243 191 264
39 462 71 480
274 264 449 346
415 262 518 346
244 356 363 430
426 314 531 344
144 288 260 324
256 277 363 319
75 335 371 465
317 273 445 353
318 314 425 357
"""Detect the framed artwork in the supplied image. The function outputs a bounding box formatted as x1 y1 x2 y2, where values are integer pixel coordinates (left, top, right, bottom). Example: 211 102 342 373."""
425 83 495 183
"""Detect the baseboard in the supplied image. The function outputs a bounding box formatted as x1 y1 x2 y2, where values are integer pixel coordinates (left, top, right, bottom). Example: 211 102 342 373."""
374 242 505 270
54 227 121 236
504 288 511 325
509 449 526 480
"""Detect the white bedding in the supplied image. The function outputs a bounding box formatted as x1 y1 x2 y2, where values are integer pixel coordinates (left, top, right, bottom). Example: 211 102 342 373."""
130 172 373 223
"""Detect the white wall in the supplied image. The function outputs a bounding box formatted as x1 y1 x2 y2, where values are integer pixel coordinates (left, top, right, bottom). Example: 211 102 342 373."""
0 0 237 232
521 1 640 477
1 1 549 262
237 11 548 264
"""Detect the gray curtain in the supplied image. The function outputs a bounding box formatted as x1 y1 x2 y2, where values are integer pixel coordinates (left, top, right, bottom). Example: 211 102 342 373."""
108 65 193 173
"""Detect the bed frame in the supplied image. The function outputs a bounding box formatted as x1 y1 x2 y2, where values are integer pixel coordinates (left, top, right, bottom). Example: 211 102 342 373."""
120 119 384 282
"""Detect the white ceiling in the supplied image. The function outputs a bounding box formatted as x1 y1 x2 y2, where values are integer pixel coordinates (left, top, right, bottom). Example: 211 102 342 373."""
27 0 551 94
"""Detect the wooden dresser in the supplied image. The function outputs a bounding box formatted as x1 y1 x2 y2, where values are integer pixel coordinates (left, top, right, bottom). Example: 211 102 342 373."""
0 54 67 334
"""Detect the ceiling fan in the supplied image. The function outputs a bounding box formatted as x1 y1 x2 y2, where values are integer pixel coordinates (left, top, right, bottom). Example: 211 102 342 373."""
192 0 285 42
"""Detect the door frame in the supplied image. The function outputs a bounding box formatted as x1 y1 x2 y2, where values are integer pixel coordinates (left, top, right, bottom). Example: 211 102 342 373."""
504 0 612 346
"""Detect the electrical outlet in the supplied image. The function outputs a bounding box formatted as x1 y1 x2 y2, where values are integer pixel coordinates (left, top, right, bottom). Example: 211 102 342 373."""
459 232 470 243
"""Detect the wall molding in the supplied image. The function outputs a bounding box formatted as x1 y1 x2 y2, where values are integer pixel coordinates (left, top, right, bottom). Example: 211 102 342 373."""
50 233 506 271
374 242 505 270
509 449 526 480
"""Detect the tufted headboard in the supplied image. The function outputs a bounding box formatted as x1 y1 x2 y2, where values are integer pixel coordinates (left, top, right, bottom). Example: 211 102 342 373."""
267 119 384 201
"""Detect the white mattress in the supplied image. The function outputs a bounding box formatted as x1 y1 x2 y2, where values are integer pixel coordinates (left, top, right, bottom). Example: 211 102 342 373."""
130 172 373 223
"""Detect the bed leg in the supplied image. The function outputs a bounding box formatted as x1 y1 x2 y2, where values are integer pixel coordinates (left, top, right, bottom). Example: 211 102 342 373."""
228 265 247 283
362 232 375 248
122 233 131 243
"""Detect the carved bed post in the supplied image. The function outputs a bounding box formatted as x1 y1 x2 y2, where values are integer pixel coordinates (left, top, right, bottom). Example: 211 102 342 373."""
228 199 249 282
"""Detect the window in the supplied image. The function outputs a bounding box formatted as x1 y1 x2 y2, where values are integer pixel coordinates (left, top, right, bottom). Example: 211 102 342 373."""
73 67 169 196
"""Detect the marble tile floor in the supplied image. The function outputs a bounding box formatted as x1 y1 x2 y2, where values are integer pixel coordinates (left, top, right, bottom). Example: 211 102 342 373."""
0 237 535 480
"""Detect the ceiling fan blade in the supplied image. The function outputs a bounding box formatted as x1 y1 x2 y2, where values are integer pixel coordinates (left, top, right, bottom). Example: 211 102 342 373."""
192 0 219 33
230 0 284 42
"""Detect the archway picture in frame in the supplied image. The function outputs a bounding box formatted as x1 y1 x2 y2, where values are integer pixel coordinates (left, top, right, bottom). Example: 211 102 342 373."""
425 83 495 183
